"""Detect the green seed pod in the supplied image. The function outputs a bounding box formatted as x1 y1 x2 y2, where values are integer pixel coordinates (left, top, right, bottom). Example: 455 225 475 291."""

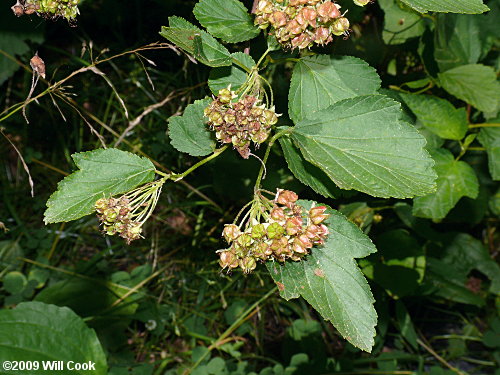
267 222 285 239
103 208 118 223
251 223 266 239
331 17 350 36
237 233 253 248
239 256 257 274
353 0 370 6
218 88 233 104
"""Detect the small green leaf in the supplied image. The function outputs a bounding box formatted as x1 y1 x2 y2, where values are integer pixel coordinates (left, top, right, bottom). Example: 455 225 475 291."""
379 0 426 45
434 14 481 72
44 149 155 224
400 0 489 14
288 55 381 123
438 64 500 113
413 149 478 219
193 0 260 43
0 302 107 374
208 53 255 94
399 93 468 140
291 95 437 198
279 136 341 198
478 127 500 180
168 98 215 156
159 17 232 67
267 203 377 352
2 271 27 295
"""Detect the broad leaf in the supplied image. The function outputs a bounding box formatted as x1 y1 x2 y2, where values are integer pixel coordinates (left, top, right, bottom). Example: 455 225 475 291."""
193 0 260 43
399 93 468 140
442 233 500 295
291 95 437 198
379 0 425 45
434 14 481 72
159 17 232 67
168 98 214 156
0 12 44 85
208 52 255 94
0 302 107 374
413 149 478 219
279 136 341 198
288 55 381 123
478 128 500 180
267 203 377 352
44 149 155 224
426 258 485 307
400 0 489 14
438 64 500 113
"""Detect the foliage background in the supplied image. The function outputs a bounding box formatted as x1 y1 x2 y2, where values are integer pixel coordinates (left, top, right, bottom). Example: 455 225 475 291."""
0 0 499 374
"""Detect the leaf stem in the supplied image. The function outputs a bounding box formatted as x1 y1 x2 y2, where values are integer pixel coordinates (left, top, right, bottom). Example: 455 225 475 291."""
172 146 228 181
469 123 500 128
256 47 272 69
253 128 292 191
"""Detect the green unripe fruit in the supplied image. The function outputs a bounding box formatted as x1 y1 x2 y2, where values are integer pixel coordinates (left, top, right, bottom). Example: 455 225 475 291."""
267 222 285 239
251 224 266 239
218 88 232 104
239 256 257 274
237 233 253 248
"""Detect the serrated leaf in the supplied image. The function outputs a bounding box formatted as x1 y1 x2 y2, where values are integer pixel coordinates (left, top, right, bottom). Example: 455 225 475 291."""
0 302 107 374
412 148 478 219
438 64 500 113
168 98 214 156
400 0 489 14
399 93 468 140
478 127 500 180
379 0 426 45
208 53 255 94
288 55 381 123
44 149 155 224
291 95 437 198
434 14 481 72
159 17 232 67
279 136 341 198
267 203 377 352
193 0 260 43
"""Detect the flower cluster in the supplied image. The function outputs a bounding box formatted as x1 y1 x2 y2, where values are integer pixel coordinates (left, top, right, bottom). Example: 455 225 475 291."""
204 87 279 159
11 0 80 21
95 197 143 244
94 179 165 244
254 0 352 50
218 189 330 273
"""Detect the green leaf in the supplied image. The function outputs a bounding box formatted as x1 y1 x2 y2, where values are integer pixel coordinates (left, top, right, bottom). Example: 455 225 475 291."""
413 149 478 219
208 53 255 94
400 0 489 14
399 93 468 140
379 0 426 45
0 12 44 85
438 64 500 113
279 136 341 198
44 148 155 224
288 55 381 123
193 0 260 43
425 258 485 306
159 17 232 67
478 127 500 180
434 14 481 72
0 301 107 374
290 95 437 198
442 233 500 295
267 203 377 352
168 98 215 156
2 271 27 295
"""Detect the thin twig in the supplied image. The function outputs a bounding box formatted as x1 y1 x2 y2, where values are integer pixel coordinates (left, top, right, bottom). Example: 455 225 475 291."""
1 128 34 197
